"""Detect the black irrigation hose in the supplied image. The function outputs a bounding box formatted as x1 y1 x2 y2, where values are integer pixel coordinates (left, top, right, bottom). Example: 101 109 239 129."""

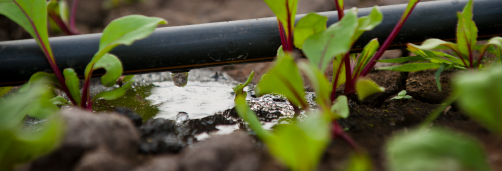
0 0 501 86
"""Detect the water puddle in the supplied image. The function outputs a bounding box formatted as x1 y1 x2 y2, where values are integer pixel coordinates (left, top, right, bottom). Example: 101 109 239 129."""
146 81 236 119
92 69 300 141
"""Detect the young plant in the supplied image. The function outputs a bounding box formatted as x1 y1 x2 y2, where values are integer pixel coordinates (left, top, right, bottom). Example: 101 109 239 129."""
235 52 357 170
0 0 167 110
0 81 64 170
390 90 412 100
378 0 502 90
386 127 489 171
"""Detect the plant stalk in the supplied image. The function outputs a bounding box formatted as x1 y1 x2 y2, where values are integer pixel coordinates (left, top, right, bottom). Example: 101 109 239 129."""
360 1 420 76
343 53 355 95
48 12 73 35
332 121 360 153
420 93 459 128
70 0 80 34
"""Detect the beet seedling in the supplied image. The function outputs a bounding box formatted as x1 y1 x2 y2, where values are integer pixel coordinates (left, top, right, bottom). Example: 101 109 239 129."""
378 0 502 90
391 90 412 100
0 0 166 110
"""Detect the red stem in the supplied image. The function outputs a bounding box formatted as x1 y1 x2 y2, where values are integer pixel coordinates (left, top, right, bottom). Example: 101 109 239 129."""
70 0 80 34
278 20 290 51
48 12 74 35
360 2 419 76
14 1 76 105
334 0 344 20
285 0 294 51
342 53 355 95
332 121 360 152
81 74 92 109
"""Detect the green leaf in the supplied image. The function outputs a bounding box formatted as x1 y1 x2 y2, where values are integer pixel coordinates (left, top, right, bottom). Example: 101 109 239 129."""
378 63 441 72
377 56 426 63
398 90 406 96
255 54 308 108
297 62 331 111
267 114 330 171
92 81 133 101
293 13 327 49
456 0 477 57
63 68 81 105
479 37 502 60
85 15 167 78
263 0 298 36
332 54 346 89
121 75 135 83
408 39 459 52
386 128 490 171
0 87 12 97
331 95 349 119
355 77 384 101
0 80 55 129
93 53 123 87
352 6 383 42
0 0 56 62
454 66 502 135
50 96 70 105
435 63 448 91
234 95 272 140
355 39 380 77
277 46 285 59
344 154 372 171
232 71 254 98
0 116 64 171
19 72 60 92
303 9 358 72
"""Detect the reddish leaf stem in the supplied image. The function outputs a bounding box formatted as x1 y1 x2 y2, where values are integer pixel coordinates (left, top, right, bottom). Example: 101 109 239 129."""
48 12 73 35
70 0 80 34
333 0 344 20
332 121 360 152
285 0 294 51
343 53 355 95
360 1 419 76
81 74 92 109
277 20 290 51
476 50 487 68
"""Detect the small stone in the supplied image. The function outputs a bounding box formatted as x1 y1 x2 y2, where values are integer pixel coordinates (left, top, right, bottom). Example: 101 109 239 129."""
114 107 143 127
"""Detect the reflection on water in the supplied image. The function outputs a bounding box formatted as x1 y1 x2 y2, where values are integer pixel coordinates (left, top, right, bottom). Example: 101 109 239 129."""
147 81 236 120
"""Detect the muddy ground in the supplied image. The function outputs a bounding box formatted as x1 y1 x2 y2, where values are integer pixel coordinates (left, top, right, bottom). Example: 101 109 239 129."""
2 0 501 170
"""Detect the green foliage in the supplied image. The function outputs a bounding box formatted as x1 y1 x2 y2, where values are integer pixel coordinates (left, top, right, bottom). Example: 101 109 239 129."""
0 87 12 97
255 54 308 109
390 90 412 100
355 77 384 101
344 154 372 171
386 128 489 171
263 0 298 36
293 13 327 49
303 9 358 72
454 65 502 135
0 81 64 170
380 0 502 76
232 71 254 98
235 95 330 171
0 0 54 62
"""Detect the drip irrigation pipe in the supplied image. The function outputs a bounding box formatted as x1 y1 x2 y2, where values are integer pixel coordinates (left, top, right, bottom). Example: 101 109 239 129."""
0 0 501 86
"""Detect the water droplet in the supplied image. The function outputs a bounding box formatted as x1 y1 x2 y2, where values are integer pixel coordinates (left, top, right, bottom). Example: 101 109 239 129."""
171 72 189 87
176 112 189 123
